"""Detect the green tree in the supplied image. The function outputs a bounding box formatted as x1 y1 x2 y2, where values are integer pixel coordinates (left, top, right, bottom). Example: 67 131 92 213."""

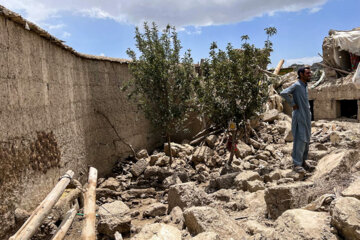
124 22 195 164
196 29 276 164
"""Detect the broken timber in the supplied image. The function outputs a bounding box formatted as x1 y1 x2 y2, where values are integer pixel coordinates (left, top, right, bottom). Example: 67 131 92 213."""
273 59 284 75
81 167 98 240
10 170 74 240
51 199 79 240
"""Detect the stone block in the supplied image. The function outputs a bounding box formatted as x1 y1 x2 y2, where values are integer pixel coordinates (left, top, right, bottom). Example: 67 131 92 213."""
131 223 181 240
130 158 149 177
168 182 209 212
183 206 248 240
273 209 336 240
331 197 360 240
265 182 314 219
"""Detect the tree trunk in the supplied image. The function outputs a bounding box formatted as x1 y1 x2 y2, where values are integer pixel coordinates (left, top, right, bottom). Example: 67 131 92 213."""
81 167 98 240
167 133 173 165
10 170 74 240
228 129 238 165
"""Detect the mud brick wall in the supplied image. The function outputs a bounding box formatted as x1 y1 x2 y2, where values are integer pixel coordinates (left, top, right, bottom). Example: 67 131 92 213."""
0 10 159 237
309 83 360 121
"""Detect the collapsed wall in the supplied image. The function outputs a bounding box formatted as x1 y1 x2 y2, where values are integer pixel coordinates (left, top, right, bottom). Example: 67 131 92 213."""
0 6 159 237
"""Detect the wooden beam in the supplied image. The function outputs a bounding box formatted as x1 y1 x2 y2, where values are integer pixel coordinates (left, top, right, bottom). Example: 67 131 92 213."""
318 62 351 75
10 170 74 240
51 200 79 240
81 167 98 240
273 59 284 75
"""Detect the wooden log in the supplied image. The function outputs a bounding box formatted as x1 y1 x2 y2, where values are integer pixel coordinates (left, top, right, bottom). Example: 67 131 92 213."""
10 170 74 240
273 59 285 75
51 200 79 240
81 167 98 240
190 128 222 146
318 62 351 74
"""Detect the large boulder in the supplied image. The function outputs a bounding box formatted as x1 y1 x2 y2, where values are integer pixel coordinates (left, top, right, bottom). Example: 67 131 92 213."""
183 206 248 240
131 223 182 240
331 197 360 240
273 209 336 240
342 177 360 199
265 182 314 219
311 150 359 181
234 171 261 191
168 182 209 212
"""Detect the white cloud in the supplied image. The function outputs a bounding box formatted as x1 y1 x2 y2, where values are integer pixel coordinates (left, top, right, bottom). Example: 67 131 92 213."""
100 53 105 56
309 7 322 13
45 23 65 30
0 0 328 29
61 31 71 38
284 56 322 67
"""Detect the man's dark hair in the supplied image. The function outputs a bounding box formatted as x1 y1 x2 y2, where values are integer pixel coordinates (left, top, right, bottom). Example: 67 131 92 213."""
297 66 310 79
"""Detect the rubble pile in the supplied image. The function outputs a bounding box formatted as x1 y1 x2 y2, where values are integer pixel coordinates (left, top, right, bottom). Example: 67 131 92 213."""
43 108 359 240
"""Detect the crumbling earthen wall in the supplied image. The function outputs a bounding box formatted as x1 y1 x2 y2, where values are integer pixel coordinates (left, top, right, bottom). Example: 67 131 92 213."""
309 83 360 121
0 11 159 237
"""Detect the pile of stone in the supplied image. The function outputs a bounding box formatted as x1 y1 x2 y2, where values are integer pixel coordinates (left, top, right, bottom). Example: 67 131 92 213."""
70 105 360 240
24 108 358 239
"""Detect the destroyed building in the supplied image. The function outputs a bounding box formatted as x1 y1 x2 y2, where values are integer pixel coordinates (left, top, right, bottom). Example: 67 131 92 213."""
308 28 360 121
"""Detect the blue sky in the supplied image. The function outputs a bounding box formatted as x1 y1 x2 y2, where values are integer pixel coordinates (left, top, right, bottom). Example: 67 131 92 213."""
1 0 359 68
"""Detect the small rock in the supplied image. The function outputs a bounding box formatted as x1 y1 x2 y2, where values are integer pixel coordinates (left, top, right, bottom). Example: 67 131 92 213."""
234 171 261 191
131 223 182 240
99 177 120 191
143 203 167 218
136 149 149 159
130 158 149 177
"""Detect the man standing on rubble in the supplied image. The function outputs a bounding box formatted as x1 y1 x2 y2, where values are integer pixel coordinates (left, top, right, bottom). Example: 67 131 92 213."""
280 67 312 173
